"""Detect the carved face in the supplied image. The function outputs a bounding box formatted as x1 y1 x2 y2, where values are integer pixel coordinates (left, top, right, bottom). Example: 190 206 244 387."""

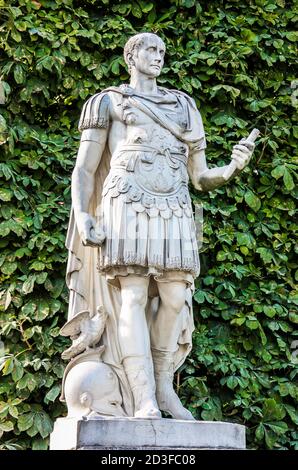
131 36 165 78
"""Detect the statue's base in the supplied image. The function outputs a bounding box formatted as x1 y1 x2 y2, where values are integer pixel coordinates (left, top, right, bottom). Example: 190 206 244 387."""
49 416 246 450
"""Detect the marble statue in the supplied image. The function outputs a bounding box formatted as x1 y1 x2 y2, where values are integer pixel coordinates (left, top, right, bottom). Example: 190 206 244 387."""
61 32 257 421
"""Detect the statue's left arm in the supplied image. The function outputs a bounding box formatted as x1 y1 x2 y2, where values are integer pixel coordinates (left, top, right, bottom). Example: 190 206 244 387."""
187 141 255 192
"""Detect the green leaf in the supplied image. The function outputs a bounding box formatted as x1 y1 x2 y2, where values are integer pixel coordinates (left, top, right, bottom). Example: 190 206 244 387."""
0 421 14 432
258 324 267 346
1 262 18 275
216 250 228 261
283 168 294 191
26 423 39 438
30 261 45 271
17 373 38 392
231 317 246 326
22 276 36 294
256 248 273 264
289 291 298 305
262 399 286 421
211 84 240 104
203 276 214 286
11 29 22 42
241 29 258 43
0 188 13 201
244 190 261 212
194 290 205 303
246 319 259 330
35 272 48 284
284 405 298 426
49 299 62 314
132 4 142 18
13 65 25 84
21 300 37 316
286 31 298 42
32 438 48 450
2 357 14 375
255 423 265 441
45 384 61 402
264 429 276 449
289 312 298 324
34 300 50 321
34 412 53 438
227 376 238 389
36 56 55 72
266 421 288 434
18 413 34 432
4 290 11 310
12 360 24 382
263 306 276 318
45 278 64 298
236 233 247 246
8 405 18 419
271 165 285 179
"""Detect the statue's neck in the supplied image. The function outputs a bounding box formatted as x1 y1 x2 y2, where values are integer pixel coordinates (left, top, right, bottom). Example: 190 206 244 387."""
129 71 158 95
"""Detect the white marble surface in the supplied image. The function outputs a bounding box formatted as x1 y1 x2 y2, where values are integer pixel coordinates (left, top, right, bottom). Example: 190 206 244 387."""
50 417 246 450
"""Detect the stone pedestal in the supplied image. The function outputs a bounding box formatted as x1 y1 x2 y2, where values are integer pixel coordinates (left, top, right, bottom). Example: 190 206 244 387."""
50 417 246 450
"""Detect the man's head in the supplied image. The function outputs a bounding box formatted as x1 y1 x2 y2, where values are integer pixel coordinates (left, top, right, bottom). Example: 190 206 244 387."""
124 32 166 78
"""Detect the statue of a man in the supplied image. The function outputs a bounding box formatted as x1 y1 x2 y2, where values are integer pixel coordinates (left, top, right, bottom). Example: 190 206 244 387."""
65 32 254 420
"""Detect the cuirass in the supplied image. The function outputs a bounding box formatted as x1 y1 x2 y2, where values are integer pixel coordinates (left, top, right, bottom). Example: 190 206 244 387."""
102 144 192 219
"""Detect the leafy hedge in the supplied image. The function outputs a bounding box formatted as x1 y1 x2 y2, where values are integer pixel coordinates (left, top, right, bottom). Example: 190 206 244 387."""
0 0 297 450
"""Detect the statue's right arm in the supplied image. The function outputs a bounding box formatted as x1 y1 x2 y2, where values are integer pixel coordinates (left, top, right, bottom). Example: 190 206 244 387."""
72 127 108 246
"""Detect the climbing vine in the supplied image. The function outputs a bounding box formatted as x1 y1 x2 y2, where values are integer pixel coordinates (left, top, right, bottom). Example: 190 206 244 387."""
0 0 297 449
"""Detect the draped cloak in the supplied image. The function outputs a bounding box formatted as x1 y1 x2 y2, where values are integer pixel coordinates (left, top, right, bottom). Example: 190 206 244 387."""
65 85 206 416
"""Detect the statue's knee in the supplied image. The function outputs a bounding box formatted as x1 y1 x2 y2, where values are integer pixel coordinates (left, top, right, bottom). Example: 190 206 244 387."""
161 288 186 313
122 286 148 309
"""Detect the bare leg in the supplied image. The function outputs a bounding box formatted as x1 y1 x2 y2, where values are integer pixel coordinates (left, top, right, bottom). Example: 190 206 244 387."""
118 275 161 419
118 275 150 358
150 281 186 352
150 281 195 420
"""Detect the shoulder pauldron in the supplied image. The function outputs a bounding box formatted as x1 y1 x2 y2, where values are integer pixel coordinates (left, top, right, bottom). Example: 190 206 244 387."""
78 93 110 131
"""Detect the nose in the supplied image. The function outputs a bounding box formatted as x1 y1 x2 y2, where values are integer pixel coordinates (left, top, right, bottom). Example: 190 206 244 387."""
151 48 163 62
153 53 163 65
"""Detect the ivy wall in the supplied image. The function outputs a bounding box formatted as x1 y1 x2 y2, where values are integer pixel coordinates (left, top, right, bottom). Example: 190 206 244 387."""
0 0 297 449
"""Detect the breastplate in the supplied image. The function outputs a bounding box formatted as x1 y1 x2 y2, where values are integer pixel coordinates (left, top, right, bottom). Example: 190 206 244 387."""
103 108 192 218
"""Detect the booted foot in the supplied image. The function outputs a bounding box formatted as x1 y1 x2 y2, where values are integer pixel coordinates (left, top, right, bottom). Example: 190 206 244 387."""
134 398 161 419
132 381 161 419
152 349 195 420
156 383 195 420
123 356 161 419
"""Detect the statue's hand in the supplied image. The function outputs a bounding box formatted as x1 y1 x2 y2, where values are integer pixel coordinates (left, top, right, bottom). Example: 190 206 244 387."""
76 212 105 247
231 138 255 171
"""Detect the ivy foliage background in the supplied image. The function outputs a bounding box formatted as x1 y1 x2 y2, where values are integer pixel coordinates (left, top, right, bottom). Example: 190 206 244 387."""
0 0 297 450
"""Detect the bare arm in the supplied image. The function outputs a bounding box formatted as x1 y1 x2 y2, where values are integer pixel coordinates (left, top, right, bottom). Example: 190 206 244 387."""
72 128 108 245
187 142 254 192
